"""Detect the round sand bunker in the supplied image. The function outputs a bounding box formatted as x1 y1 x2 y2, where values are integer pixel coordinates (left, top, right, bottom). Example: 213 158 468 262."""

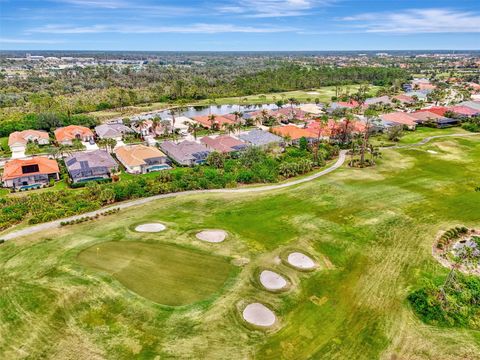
287 252 316 270
242 303 276 327
135 223 166 233
196 230 227 243
260 270 287 291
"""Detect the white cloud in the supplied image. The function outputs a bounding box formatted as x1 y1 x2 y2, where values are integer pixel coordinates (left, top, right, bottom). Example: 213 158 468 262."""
30 23 296 34
341 8 480 33
217 0 333 18
0 37 64 44
53 0 127 8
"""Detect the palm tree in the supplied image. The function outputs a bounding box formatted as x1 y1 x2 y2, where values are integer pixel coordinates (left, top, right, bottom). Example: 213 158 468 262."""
208 114 217 131
232 111 242 123
260 109 269 125
187 122 202 140
222 123 232 135
234 122 242 134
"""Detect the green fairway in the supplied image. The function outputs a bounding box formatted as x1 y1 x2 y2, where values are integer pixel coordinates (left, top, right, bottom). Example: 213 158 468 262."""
77 241 235 306
1 135 480 359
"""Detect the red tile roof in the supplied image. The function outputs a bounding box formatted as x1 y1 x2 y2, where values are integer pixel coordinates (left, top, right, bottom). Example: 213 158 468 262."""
200 135 246 153
410 111 444 122
449 106 479 116
2 157 59 181
271 125 315 140
380 112 417 126
393 94 415 103
417 107 449 117
8 130 49 146
192 115 235 128
54 125 94 142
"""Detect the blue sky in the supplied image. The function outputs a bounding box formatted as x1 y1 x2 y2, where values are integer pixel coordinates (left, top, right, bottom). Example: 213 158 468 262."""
1 0 479 50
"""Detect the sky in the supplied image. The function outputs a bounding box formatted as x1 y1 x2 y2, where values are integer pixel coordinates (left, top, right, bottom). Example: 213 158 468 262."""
1 0 480 51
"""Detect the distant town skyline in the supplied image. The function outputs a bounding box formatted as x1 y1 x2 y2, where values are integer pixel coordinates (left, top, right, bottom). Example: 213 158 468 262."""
1 0 480 51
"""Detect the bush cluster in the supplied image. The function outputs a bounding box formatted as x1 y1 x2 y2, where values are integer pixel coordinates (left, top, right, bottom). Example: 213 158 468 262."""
437 226 469 249
60 208 120 226
408 275 480 330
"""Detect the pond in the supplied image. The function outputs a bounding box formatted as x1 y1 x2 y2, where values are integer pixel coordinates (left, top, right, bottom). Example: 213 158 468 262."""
129 103 306 122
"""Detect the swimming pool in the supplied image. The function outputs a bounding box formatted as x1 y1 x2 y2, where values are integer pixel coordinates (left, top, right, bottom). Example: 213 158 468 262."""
147 164 171 172
19 184 42 190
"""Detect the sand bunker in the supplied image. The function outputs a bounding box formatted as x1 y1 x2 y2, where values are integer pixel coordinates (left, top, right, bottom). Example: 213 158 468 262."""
135 223 166 233
242 303 276 327
427 150 438 154
307 91 320 95
196 230 227 243
260 270 287 290
287 252 316 270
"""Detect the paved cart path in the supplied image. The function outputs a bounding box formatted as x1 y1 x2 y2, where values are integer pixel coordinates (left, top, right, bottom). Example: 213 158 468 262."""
2 132 478 241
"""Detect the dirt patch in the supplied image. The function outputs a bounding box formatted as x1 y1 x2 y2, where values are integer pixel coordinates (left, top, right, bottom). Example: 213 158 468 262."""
196 230 227 243
260 270 287 291
135 223 166 232
242 303 276 327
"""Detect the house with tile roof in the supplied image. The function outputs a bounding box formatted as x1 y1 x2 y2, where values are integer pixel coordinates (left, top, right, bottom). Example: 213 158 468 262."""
271 125 316 143
459 101 480 112
8 130 50 153
115 144 170 174
54 125 94 145
410 111 458 127
365 96 392 106
95 123 133 140
192 115 235 129
238 129 283 147
200 135 247 154
449 106 479 117
160 140 210 166
380 112 417 129
65 150 118 183
392 94 415 104
2 157 59 189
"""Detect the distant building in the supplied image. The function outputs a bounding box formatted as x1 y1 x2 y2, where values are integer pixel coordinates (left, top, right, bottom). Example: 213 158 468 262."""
160 140 210 166
115 144 170 173
2 157 59 189
65 150 118 183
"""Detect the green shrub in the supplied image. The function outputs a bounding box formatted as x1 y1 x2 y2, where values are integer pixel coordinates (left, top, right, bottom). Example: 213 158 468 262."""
408 276 480 330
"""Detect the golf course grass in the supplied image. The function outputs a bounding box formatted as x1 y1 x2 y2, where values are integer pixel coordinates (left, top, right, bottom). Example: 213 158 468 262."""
77 241 235 306
1 134 480 359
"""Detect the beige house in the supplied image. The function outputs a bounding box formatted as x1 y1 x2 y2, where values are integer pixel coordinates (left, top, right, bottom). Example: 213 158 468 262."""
114 145 171 174
8 130 50 153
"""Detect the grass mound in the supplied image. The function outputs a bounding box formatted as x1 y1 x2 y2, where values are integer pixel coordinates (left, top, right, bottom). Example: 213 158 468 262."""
408 275 480 330
77 241 236 306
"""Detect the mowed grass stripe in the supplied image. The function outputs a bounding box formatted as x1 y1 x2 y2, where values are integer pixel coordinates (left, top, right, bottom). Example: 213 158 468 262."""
77 242 235 306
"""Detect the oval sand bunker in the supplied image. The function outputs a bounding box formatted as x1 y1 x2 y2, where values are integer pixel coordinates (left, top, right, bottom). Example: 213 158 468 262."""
135 223 166 233
242 303 276 327
196 230 227 243
260 270 287 290
287 252 316 270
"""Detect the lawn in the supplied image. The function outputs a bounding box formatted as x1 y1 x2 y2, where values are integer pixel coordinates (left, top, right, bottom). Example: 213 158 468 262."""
77 241 236 306
370 126 470 147
1 135 480 359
